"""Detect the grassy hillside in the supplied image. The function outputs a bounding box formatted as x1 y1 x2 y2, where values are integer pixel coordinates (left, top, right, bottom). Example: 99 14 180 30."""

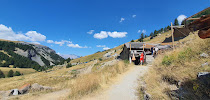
71 44 123 63
0 67 36 76
141 33 210 99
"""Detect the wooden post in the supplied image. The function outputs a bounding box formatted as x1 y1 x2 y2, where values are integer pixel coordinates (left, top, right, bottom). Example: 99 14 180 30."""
129 43 131 63
143 43 145 51
171 22 175 50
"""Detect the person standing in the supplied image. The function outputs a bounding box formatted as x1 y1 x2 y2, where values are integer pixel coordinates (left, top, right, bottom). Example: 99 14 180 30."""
140 53 144 65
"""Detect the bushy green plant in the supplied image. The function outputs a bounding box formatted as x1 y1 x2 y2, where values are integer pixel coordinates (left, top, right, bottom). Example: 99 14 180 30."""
14 71 21 76
7 70 14 77
66 63 72 68
99 58 102 61
124 60 129 64
162 55 174 66
178 48 192 61
0 70 5 78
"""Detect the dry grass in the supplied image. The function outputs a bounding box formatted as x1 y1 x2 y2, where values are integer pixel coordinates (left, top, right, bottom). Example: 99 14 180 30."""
142 33 210 99
71 45 123 63
67 61 130 100
146 31 172 43
0 67 36 76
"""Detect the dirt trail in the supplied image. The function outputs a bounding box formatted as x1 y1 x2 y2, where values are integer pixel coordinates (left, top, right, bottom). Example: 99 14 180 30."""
33 89 70 100
82 65 149 100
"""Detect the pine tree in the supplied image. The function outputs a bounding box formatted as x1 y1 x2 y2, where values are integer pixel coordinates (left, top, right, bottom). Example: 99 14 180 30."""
145 35 147 38
150 32 154 37
66 63 72 68
0 70 5 78
7 70 14 77
14 71 21 76
131 40 134 42
174 18 179 26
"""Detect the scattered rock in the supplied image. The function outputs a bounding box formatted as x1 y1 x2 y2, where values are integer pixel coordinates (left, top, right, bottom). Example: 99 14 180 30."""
31 83 52 91
197 72 210 78
201 62 209 67
144 92 151 100
200 53 209 58
19 83 31 94
8 89 21 96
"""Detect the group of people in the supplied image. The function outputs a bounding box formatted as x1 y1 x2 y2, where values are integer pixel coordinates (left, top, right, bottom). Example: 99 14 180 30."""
151 47 159 57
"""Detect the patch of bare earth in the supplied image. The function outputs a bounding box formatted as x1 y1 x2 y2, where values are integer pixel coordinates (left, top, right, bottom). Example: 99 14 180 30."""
81 65 148 100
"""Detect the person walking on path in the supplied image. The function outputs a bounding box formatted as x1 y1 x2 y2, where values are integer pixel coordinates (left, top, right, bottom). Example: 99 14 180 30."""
140 53 144 65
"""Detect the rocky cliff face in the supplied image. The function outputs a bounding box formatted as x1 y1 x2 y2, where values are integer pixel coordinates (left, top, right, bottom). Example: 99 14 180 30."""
14 42 64 66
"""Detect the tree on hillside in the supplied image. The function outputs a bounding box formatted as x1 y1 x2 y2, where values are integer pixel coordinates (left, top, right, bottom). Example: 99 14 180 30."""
66 63 72 68
160 28 163 33
138 33 144 42
131 40 134 42
145 35 147 38
164 27 167 32
154 30 158 36
150 32 154 37
174 18 179 26
66 58 71 63
14 71 21 76
0 70 5 78
7 70 14 77
167 25 171 30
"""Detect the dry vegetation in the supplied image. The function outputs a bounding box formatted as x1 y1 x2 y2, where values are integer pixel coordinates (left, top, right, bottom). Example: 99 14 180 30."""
0 42 132 100
0 67 36 76
141 33 210 99
71 44 123 63
68 61 131 100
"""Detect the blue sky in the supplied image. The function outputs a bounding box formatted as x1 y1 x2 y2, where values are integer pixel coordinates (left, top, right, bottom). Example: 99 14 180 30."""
0 0 209 57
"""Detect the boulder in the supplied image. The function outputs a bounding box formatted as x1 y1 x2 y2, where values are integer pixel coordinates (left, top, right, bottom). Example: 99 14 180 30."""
8 89 21 96
197 72 210 78
201 62 209 67
200 53 209 58
31 83 44 91
31 83 52 91
19 83 31 94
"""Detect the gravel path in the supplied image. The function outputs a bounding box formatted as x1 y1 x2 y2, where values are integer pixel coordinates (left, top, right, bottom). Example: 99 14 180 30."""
82 65 149 100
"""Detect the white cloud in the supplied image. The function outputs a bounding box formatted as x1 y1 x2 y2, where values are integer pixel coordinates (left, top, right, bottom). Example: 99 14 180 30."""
47 40 54 43
103 47 110 50
87 30 94 34
108 31 127 38
177 15 187 25
93 31 108 39
25 31 46 41
0 24 46 42
93 31 127 39
96 45 110 50
120 17 125 23
96 45 106 47
132 15 136 18
142 30 146 33
67 43 89 48
54 40 72 46
137 30 141 33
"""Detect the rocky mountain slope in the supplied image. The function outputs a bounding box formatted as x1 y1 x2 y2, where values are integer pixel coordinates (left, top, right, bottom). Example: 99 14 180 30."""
0 39 64 70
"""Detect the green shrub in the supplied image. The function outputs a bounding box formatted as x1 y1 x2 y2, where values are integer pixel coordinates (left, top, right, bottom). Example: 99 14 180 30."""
124 60 129 64
131 40 134 42
99 58 102 61
178 48 192 61
14 71 21 76
66 63 72 68
7 70 14 77
0 70 5 78
162 55 174 66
